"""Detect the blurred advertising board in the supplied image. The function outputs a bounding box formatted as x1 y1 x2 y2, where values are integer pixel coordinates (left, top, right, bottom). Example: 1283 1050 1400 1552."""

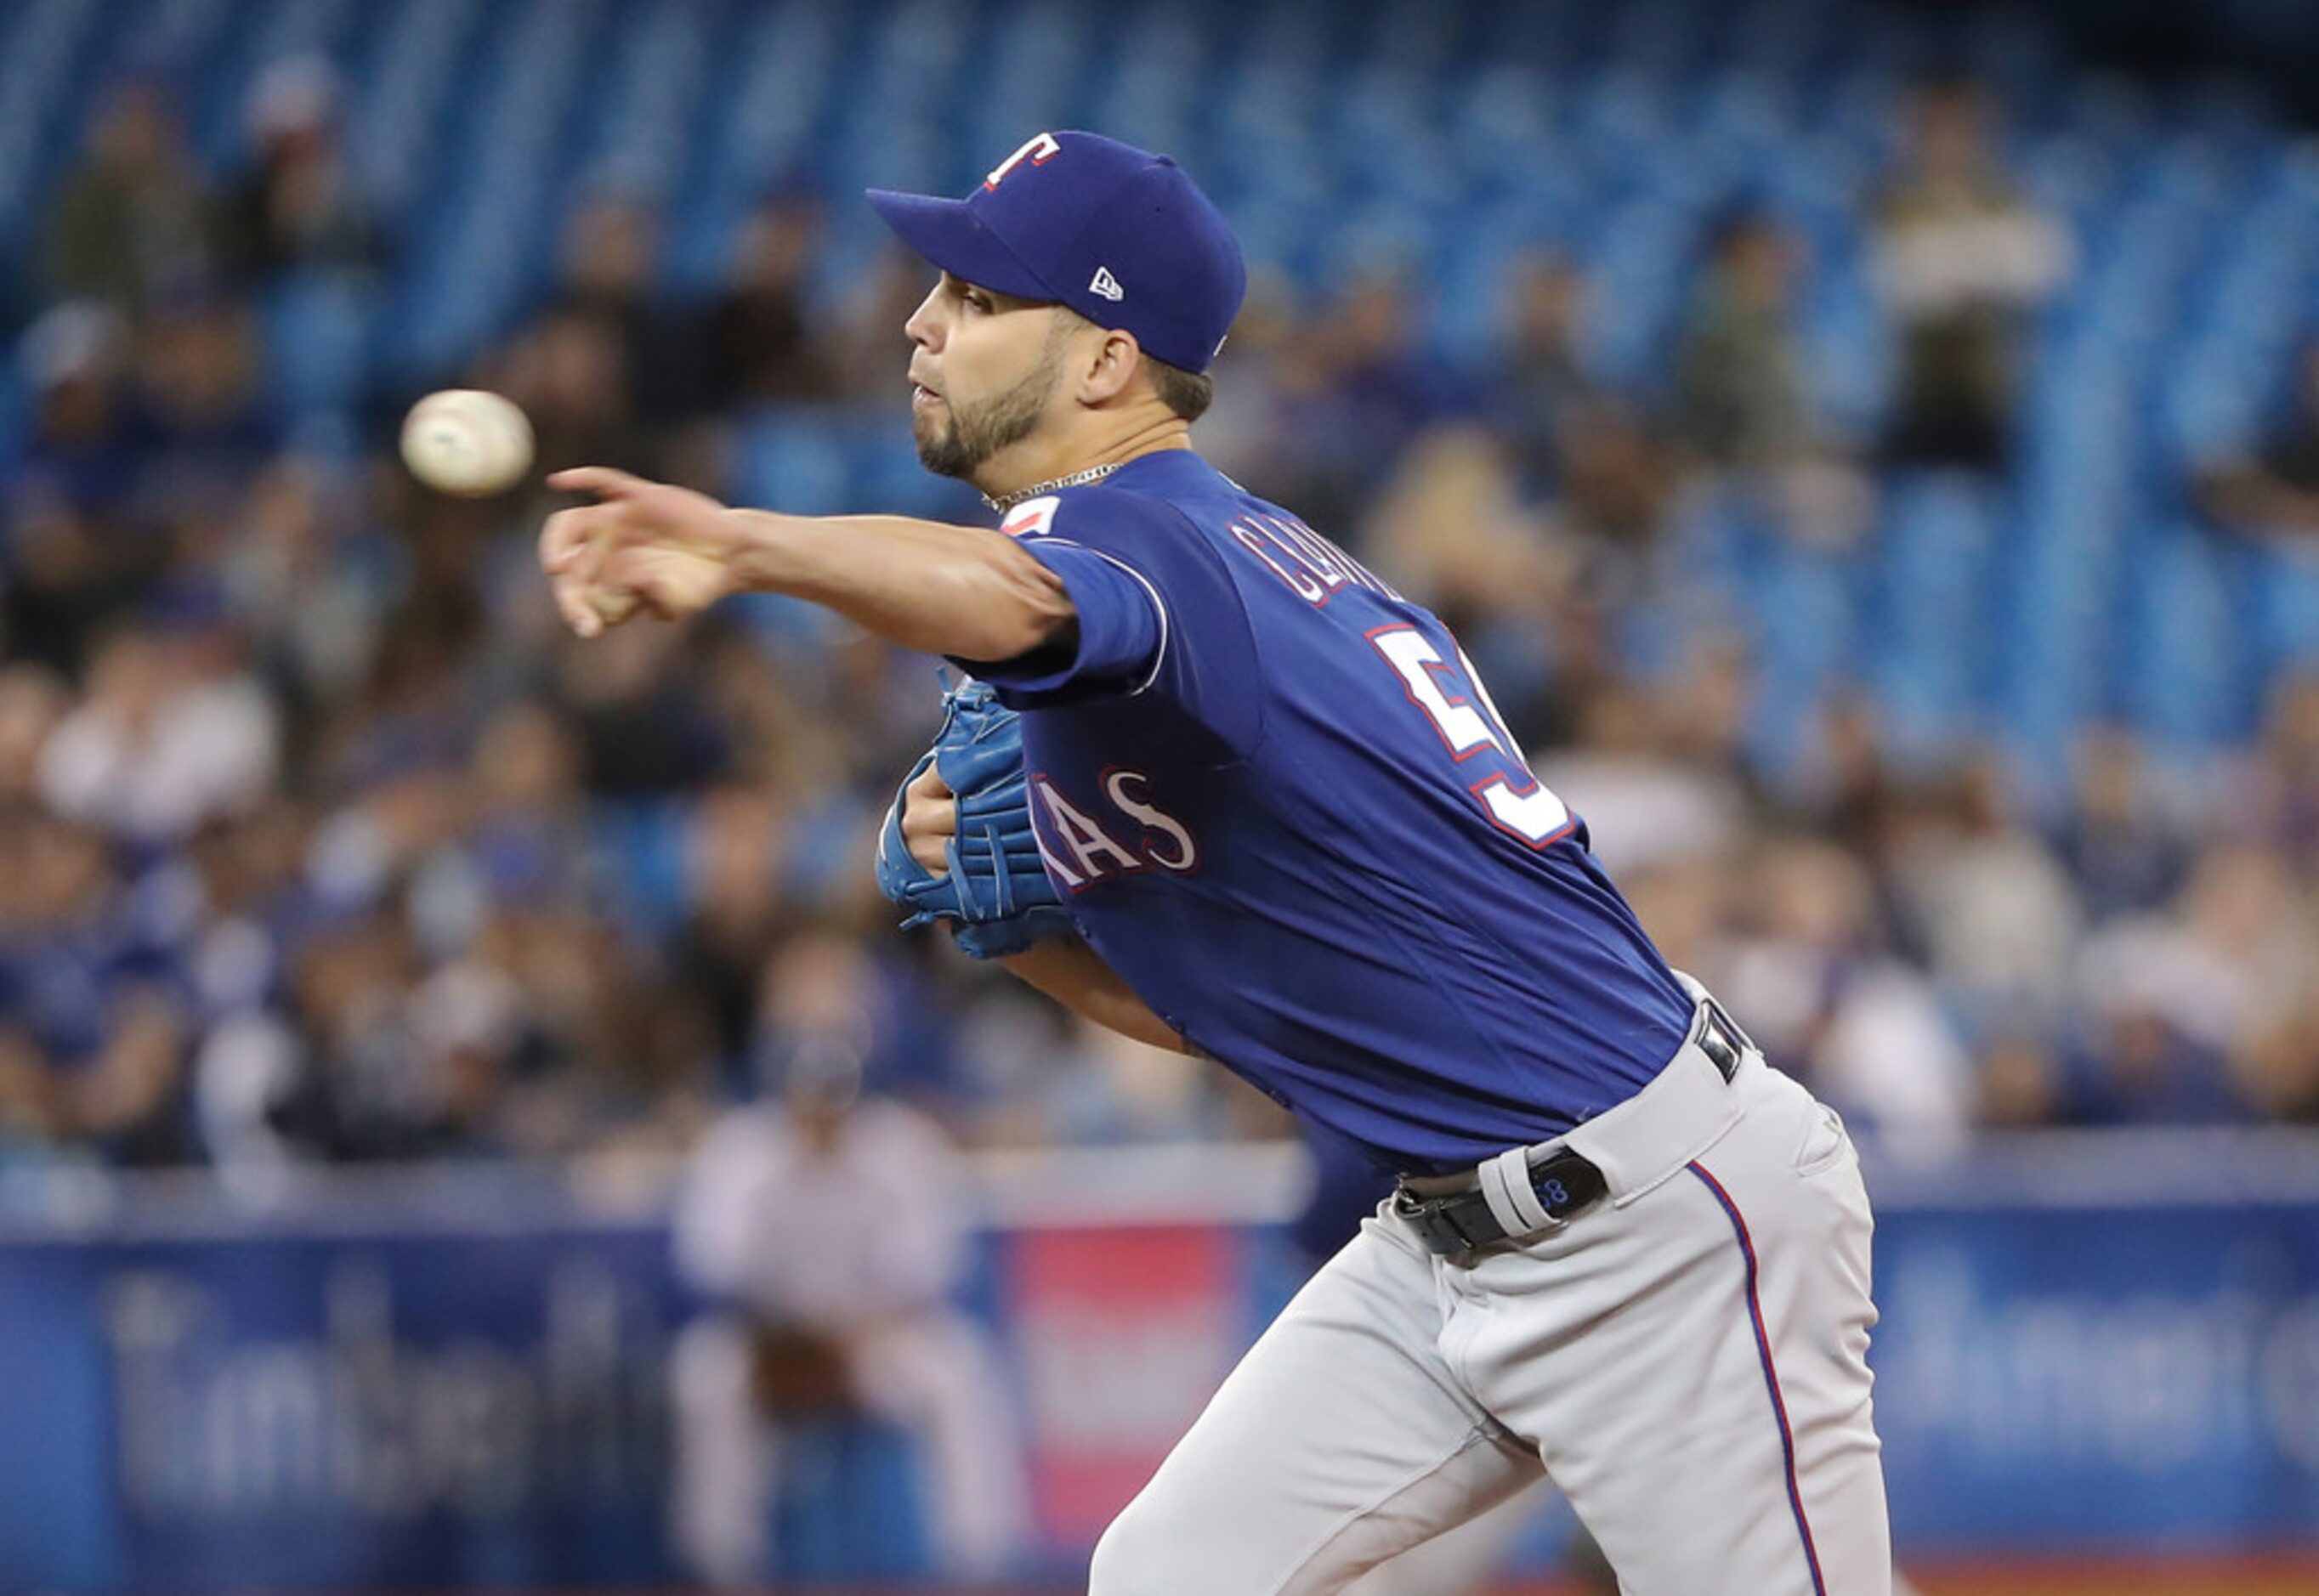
0 1174 682 1593
1868 1132 2319 1553
0 1135 2312 1592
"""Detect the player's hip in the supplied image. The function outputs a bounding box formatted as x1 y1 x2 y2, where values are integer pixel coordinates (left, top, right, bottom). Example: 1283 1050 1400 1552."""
1388 990 1869 1270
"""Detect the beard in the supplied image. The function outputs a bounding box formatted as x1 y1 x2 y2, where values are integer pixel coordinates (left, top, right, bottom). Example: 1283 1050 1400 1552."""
913 342 1063 480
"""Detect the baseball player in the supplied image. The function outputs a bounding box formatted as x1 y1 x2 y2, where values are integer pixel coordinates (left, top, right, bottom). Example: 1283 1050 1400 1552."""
667 1030 1028 1586
541 131 1891 1594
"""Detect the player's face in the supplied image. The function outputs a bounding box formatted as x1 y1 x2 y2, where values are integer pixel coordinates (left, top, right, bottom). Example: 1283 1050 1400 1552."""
904 272 1069 481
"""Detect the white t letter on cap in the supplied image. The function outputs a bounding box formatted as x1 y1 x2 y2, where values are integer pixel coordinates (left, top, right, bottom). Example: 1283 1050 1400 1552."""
985 132 1062 190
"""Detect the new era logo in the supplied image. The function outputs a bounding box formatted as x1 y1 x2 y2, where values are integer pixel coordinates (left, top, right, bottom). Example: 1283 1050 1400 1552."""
1089 267 1125 302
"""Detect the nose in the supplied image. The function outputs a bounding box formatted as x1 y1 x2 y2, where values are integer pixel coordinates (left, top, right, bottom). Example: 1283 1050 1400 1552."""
904 282 944 351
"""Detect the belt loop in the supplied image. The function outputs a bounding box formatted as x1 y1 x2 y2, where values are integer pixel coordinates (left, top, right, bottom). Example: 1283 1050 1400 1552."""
1479 1146 1552 1237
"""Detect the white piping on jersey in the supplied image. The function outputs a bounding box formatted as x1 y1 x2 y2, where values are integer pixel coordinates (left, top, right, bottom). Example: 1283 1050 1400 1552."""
1039 537 1170 697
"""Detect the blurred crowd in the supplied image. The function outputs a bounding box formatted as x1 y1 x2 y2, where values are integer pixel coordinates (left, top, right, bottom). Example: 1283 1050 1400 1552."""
3 60 2317 1188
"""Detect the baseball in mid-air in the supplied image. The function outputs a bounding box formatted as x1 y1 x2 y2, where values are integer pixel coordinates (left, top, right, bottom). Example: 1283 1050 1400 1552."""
400 388 535 496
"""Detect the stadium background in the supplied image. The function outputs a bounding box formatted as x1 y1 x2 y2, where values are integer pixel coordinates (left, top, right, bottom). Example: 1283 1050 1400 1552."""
3 0 2319 1591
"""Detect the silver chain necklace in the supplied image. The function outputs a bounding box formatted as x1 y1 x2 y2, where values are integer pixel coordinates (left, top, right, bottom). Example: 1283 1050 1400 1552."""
983 462 1119 513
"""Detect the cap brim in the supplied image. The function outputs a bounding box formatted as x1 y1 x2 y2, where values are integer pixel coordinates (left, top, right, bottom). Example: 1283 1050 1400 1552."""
865 189 1057 303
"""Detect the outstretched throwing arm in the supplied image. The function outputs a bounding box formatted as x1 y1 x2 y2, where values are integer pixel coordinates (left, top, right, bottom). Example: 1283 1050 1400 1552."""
536 467 1074 663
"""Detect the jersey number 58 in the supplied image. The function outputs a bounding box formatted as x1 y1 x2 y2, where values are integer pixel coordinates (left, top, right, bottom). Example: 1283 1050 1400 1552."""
1368 625 1575 848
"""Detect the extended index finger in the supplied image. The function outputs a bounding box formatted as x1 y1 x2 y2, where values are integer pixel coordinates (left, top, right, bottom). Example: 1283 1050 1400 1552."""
547 466 649 500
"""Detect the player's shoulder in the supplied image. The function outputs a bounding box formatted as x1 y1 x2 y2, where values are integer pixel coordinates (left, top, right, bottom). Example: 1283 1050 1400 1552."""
997 479 1196 546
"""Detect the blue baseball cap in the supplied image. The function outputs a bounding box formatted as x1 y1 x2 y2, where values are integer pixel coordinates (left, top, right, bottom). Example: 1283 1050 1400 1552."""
867 131 1246 375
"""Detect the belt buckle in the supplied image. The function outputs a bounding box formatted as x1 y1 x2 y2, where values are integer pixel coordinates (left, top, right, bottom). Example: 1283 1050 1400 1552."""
1392 1186 1486 1259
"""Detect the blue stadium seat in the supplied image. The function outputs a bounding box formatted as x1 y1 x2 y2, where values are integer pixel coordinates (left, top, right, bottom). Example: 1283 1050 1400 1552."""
2117 524 2249 747
260 274 374 420
2250 541 2319 672
587 796 695 941
735 407 858 518
0 0 109 242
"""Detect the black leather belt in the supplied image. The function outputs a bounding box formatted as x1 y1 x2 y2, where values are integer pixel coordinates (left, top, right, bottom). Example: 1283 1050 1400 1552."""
1392 1002 1748 1260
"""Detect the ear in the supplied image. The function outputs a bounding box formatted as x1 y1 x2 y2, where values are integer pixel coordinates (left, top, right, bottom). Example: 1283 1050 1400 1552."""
1074 325 1144 405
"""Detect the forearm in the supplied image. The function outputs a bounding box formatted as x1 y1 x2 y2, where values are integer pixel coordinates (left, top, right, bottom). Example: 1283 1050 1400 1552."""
1000 937 1194 1055
727 510 1074 660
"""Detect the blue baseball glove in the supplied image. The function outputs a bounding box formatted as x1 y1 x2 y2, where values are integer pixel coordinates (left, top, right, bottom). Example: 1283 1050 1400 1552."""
876 678 1073 959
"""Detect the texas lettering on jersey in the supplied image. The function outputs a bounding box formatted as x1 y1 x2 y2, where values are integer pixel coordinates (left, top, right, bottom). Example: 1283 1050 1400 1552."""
1029 766 1199 890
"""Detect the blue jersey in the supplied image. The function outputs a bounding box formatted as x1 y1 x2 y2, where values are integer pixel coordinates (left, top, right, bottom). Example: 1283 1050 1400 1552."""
961 450 1692 1174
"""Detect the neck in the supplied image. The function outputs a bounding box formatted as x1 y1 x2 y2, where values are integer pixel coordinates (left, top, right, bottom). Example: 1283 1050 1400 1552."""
973 410 1194 505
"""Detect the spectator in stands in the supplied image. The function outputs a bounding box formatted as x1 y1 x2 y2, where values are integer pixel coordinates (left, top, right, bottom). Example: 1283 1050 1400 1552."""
2050 727 2193 920
1267 270 1457 537
1871 78 2072 472
2061 968 2240 1127
1549 394 1679 607
499 307 653 481
272 906 431 1160
456 699 594 914
216 55 388 286
128 293 281 517
218 455 390 716
701 190 836 408
672 782 791 1072
547 191 705 427
179 799 327 1180
1360 426 1568 672
5 306 158 672
2231 671 2319 867
2069 840 2314 1123
162 795 309 1026
13 303 139 520
686 620 857 799
0 491 134 682
1711 834 1976 1162
2232 985 2319 1123
1789 691 1906 859
0 809 190 1164
0 668 67 804
1533 677 1749 880
553 620 730 796
2197 342 2319 545
1488 250 1597 490
1886 752 2084 1032
827 243 938 410
1188 269 1298 497
1674 208 1872 546
668 949 1027 1586
403 900 624 1159
40 76 219 321
37 620 279 849
1675 209 1813 472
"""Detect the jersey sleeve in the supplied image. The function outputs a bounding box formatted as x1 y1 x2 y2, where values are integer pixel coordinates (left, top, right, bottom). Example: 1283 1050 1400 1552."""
951 487 1262 749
